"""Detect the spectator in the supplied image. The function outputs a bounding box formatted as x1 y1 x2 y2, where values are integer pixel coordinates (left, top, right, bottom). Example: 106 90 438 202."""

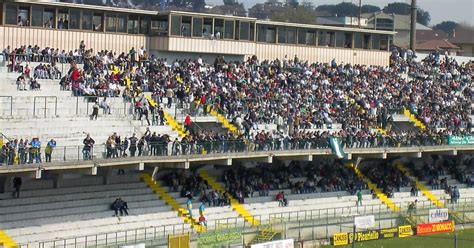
44 139 56 163
90 101 99 120
12 177 22 198
357 190 363 206
83 134 95 160
100 97 111 115
111 197 129 216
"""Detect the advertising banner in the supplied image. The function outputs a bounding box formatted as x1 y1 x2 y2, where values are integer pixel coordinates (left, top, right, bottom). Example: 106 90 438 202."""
332 227 402 246
354 215 375 229
448 136 474 145
250 239 294 248
416 221 455 235
428 208 449 223
398 225 414 238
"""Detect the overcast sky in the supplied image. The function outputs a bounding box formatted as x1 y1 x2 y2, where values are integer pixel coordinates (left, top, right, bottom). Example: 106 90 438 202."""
206 0 474 26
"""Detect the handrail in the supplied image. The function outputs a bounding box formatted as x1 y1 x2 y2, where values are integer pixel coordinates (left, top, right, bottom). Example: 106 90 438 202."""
0 137 473 166
0 132 11 143
33 96 58 117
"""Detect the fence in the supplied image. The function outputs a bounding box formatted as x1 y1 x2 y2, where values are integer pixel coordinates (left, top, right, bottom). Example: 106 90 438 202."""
1 135 468 166
26 197 474 248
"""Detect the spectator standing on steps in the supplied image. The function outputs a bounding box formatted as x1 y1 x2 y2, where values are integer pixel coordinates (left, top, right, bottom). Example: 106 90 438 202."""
83 134 95 160
45 139 56 162
90 101 99 120
184 114 192 133
357 190 363 206
12 177 22 198
129 134 138 157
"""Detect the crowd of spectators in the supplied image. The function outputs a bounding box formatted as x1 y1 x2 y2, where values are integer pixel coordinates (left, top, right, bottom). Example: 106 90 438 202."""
0 138 56 165
360 161 411 198
4 43 472 134
220 159 365 204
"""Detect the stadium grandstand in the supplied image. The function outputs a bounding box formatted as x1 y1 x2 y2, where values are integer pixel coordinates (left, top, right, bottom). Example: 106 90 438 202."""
0 0 473 247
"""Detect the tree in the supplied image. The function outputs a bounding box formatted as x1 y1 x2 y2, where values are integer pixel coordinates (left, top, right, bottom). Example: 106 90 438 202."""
271 5 316 24
382 2 431 26
223 0 237 5
361 4 380 13
434 21 458 35
416 9 430 26
316 2 359 17
287 0 299 8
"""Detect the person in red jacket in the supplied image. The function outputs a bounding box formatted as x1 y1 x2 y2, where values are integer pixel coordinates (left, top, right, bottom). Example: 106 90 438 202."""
184 114 191 133
71 64 81 96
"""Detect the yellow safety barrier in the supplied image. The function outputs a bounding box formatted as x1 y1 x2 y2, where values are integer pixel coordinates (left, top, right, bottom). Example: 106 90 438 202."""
347 163 400 212
394 162 444 208
198 171 260 226
140 174 206 233
0 230 18 248
403 107 426 130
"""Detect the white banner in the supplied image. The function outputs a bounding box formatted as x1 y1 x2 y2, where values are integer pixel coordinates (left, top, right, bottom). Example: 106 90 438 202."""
121 244 145 248
429 208 449 223
354 215 375 229
250 239 294 248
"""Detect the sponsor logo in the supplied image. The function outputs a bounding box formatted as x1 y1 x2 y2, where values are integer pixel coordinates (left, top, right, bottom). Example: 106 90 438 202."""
398 225 414 238
417 221 455 235
429 209 449 223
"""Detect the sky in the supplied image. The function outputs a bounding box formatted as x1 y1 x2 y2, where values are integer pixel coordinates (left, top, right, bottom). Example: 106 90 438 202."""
206 0 474 26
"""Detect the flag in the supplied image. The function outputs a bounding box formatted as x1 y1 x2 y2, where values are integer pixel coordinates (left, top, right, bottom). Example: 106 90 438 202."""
329 137 346 159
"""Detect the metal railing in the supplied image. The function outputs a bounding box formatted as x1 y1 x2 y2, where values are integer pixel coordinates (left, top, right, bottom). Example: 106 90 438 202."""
0 95 13 116
33 96 57 117
1 137 472 166
28 197 474 248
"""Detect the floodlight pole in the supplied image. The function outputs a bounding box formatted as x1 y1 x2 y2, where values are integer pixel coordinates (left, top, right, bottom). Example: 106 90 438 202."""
409 0 417 51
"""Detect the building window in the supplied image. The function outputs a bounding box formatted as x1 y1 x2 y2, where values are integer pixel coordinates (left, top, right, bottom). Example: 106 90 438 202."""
372 34 380 50
93 13 103 31
354 33 363 49
335 32 344 48
31 6 43 27
250 22 255 41
43 8 55 28
380 34 389 50
106 13 116 32
150 16 168 36
192 17 203 37
18 6 30 26
117 13 127 33
69 9 81 29
128 15 139 34
239 21 250 41
258 25 276 43
203 18 212 38
170 15 181 36
224 20 234 39
363 34 370 49
278 27 286 44
140 16 150 34
214 19 224 39
5 4 17 25
82 11 93 31
344 33 353 48
287 27 296 44
180 16 191 37
57 9 69 29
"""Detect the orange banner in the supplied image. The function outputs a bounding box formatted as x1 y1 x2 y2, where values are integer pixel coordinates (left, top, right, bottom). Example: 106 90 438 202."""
416 221 455 235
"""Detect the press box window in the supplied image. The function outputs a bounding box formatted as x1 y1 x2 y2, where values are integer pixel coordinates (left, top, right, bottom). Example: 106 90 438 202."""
69 9 81 29
224 20 234 39
192 17 203 37
170 15 181 36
